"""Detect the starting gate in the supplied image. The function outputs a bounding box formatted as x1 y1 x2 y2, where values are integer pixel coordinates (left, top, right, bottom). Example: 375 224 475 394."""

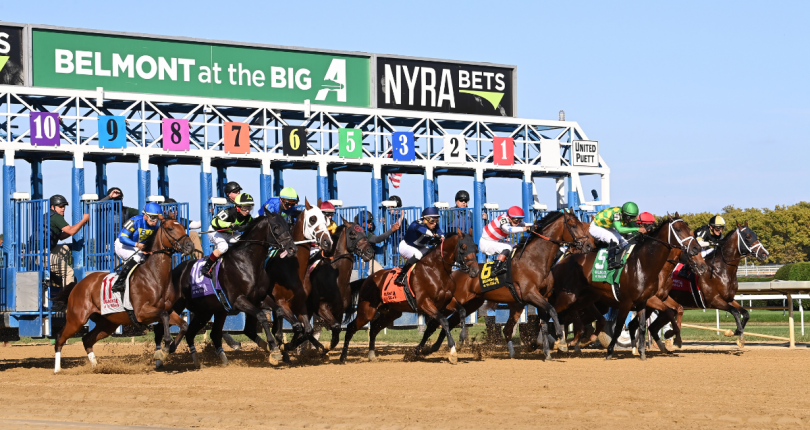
333 206 370 280
82 200 122 273
383 207 421 269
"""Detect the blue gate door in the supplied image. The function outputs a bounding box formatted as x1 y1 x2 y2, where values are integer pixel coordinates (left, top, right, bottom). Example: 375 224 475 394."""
13 199 51 337
334 206 370 280
82 200 122 273
383 206 421 269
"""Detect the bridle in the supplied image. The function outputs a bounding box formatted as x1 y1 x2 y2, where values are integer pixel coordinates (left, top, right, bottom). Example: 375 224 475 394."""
530 211 589 249
712 226 768 269
438 235 477 275
300 207 332 246
330 224 373 266
149 220 196 257
233 215 295 255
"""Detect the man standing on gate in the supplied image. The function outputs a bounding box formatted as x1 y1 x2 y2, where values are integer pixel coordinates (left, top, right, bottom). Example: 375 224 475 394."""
49 195 90 287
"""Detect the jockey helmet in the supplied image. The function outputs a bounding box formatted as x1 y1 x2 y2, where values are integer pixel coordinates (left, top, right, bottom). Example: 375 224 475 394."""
621 202 639 217
319 201 336 213
421 207 440 219
388 195 403 208
637 212 655 226
143 202 163 216
507 206 525 219
234 193 255 206
455 190 470 203
709 215 726 227
224 181 242 195
50 194 69 207
279 187 299 202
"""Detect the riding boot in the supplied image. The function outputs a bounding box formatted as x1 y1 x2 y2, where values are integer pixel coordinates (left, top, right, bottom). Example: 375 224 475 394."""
395 256 419 286
677 265 692 280
607 244 622 270
492 250 510 276
111 259 138 295
201 254 219 279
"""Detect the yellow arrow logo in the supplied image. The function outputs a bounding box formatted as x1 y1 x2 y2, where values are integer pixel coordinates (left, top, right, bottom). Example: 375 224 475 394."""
459 90 505 110
0 56 8 73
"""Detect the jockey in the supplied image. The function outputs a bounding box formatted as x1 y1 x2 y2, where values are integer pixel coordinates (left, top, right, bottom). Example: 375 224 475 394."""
694 215 725 257
259 186 299 224
637 212 656 229
202 193 254 278
319 201 338 235
111 202 163 294
590 202 640 270
224 181 242 204
479 206 531 275
395 207 444 285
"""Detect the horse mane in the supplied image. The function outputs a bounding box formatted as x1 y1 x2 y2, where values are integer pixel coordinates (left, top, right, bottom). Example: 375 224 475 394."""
324 224 348 258
421 231 459 258
229 215 268 251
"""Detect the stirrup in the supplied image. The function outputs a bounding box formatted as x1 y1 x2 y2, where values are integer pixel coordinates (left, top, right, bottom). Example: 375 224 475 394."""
611 283 621 301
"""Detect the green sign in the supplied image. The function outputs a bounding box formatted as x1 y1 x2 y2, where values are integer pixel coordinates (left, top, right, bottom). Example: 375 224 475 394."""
32 30 371 107
339 128 363 158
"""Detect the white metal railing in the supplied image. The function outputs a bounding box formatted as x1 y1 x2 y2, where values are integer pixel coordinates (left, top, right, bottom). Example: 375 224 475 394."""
736 264 782 277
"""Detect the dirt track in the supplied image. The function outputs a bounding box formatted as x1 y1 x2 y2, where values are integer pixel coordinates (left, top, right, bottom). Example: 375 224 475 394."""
1 341 810 429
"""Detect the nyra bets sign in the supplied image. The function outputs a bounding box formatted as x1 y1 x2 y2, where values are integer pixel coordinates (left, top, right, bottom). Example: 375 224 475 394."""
377 57 515 117
0 25 25 86
572 140 599 167
32 29 371 107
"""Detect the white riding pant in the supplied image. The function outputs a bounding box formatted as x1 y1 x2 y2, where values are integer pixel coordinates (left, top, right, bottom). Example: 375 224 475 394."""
589 225 628 248
478 236 512 256
398 241 424 260
701 248 714 258
114 239 145 263
208 231 241 254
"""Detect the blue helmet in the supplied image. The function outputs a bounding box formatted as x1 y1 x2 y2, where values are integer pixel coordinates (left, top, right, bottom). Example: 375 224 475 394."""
421 207 440 219
143 202 163 217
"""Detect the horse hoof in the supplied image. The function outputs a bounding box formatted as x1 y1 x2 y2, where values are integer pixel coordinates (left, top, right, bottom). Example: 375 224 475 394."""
632 347 639 356
665 338 674 348
449 347 458 365
727 329 738 337
268 350 282 366
598 332 612 348
168 343 178 354
218 351 228 366
155 359 164 369
605 354 614 360
737 338 745 349
191 352 201 369
543 352 552 361
639 352 646 361
574 344 582 354
154 350 165 361
656 340 670 354
256 338 269 352
368 350 378 362
557 342 568 353
507 341 515 358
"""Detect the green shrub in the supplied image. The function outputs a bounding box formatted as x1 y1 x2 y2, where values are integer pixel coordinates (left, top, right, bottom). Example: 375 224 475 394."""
775 264 793 281
773 262 810 281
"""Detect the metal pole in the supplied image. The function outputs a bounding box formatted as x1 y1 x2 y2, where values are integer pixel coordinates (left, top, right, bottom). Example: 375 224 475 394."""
259 159 272 206
3 151 17 310
423 166 435 208
200 159 212 254
95 160 107 197
788 293 795 349
137 155 150 212
72 155 85 281
800 299 804 336
157 163 169 198
316 162 329 203
521 173 533 223
30 158 43 200
716 309 720 335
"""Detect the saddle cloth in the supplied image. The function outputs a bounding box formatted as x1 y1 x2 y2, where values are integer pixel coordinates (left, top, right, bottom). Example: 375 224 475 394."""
381 266 417 311
592 244 635 285
100 269 135 316
671 263 706 308
479 250 515 294
189 259 224 299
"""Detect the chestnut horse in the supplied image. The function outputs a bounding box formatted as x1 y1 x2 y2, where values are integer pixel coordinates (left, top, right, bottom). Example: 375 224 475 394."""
550 215 706 360
340 230 480 364
53 215 195 373
304 219 375 355
155 213 297 367
417 210 593 360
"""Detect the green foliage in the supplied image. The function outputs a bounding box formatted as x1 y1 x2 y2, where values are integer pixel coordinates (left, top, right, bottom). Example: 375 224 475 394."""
772 262 810 281
678 202 810 264
775 264 792 280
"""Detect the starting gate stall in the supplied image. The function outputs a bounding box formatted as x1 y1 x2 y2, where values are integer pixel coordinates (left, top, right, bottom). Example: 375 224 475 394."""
439 207 473 236
82 200 121 273
382 207 421 269
333 205 370 280
159 201 191 268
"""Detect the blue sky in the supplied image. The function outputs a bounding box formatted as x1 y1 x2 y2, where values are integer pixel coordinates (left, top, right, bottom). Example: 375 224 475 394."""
2 1 809 228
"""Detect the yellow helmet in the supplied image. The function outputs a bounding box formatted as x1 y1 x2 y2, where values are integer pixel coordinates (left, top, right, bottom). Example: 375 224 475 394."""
709 215 725 227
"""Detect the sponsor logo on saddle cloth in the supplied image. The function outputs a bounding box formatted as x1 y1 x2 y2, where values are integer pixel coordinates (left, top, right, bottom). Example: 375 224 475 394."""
670 263 706 308
479 249 515 294
592 244 635 285
100 271 134 315
381 266 417 310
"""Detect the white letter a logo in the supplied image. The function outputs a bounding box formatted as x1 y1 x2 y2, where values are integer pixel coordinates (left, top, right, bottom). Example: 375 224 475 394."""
315 59 346 103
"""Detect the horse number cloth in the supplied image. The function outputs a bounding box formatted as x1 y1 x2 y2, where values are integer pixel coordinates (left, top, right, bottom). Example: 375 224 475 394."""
671 263 707 308
479 257 514 294
592 245 634 286
381 267 417 311
189 259 234 313
100 272 134 315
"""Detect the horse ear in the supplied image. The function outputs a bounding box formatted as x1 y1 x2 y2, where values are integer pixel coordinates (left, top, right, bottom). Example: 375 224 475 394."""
317 197 322 206
674 211 680 218
468 227 473 236
305 198 312 210
341 216 349 225
736 221 741 228
158 214 165 222
745 220 749 227
457 227 462 236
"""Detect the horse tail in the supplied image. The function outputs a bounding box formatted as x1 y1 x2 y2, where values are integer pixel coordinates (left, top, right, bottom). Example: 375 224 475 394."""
52 281 78 303
343 278 366 324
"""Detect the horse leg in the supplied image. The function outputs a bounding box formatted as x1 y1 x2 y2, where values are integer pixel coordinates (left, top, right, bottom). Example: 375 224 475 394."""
607 303 633 360
81 317 119 369
167 311 189 354
568 310 585 353
233 296 284 365
648 308 674 354
502 305 522 359
526 292 567 353
421 298 458 364
340 297 375 363
418 318 443 356
184 311 211 369
538 320 552 361
211 311 229 366
368 309 400 362
457 305 468 344
636 308 647 361
54 310 90 374
730 300 750 347
627 315 639 355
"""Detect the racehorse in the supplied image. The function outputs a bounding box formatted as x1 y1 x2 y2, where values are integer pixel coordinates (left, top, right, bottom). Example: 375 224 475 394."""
339 230 480 364
304 219 375 356
417 210 594 360
52 215 195 373
155 213 297 367
550 214 707 360
663 222 768 348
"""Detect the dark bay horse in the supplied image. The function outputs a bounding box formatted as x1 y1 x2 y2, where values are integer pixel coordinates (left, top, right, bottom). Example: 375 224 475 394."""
664 222 769 348
339 230 480 364
304 219 375 356
53 215 195 373
550 215 707 360
417 210 593 360
156 213 297 367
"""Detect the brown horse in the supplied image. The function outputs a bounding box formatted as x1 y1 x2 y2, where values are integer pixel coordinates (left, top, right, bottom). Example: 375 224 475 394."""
418 210 594 360
304 219 375 355
664 222 769 347
550 214 707 360
53 215 195 372
339 230 480 364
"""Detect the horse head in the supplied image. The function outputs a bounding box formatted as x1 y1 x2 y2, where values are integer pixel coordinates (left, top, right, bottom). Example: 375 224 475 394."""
265 212 297 258
735 221 769 262
155 214 195 257
449 228 480 277
299 198 333 252
561 209 594 252
341 217 375 262
655 213 707 274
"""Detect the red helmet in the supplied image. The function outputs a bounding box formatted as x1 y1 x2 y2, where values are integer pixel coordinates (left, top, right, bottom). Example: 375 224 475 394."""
507 206 525 219
319 201 336 213
637 212 655 225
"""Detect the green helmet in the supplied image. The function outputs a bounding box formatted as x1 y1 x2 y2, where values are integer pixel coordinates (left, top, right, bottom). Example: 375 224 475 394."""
621 202 639 217
279 187 299 201
234 193 255 206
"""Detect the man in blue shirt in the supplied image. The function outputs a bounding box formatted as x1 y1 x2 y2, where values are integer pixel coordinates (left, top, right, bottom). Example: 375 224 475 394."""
395 207 444 285
111 202 162 294
259 186 299 223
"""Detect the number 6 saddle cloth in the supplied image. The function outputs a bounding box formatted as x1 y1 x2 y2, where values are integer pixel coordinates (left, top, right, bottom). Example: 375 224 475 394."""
479 250 523 304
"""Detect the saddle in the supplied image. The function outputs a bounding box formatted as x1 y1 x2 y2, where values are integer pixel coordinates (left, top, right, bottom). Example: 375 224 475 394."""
479 250 522 303
671 263 706 308
592 244 635 287
381 266 417 311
